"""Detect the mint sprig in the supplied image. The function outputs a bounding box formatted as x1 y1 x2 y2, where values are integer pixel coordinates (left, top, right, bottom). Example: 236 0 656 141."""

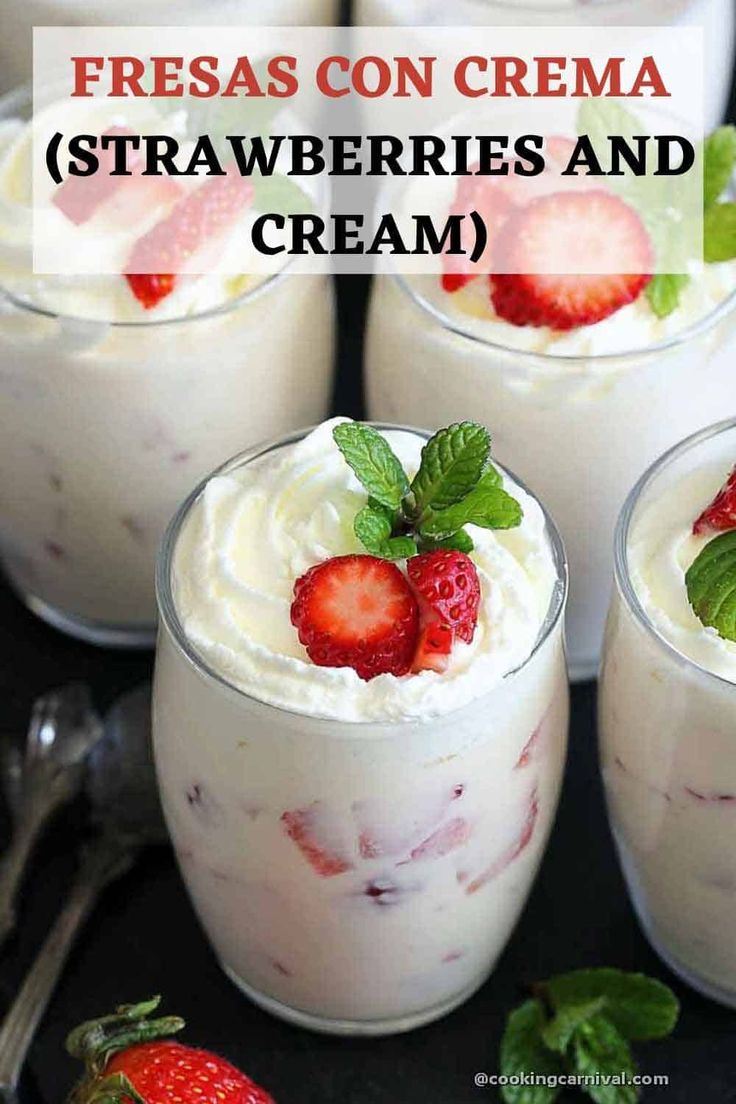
333 421 522 559
686 529 736 642
499 968 679 1104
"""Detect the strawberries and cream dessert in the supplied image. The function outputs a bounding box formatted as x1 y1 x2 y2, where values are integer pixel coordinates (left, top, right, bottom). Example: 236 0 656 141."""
600 420 736 1008
153 418 569 1033
0 89 335 644
366 128 736 679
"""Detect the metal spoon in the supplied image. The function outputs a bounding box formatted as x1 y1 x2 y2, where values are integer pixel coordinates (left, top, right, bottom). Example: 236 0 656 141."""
0 684 104 949
0 683 168 1104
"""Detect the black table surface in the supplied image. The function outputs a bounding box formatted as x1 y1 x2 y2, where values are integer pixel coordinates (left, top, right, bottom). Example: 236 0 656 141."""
3 55 736 1104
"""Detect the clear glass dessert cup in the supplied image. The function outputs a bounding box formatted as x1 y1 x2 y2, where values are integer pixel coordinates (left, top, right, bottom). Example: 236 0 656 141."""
365 274 736 682
153 424 570 1036
0 87 336 648
599 419 736 1009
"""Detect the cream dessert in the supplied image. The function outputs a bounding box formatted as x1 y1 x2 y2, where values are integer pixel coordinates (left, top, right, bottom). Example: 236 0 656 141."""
600 419 736 1008
0 87 335 644
355 0 734 132
366 132 736 679
153 418 569 1034
0 0 340 94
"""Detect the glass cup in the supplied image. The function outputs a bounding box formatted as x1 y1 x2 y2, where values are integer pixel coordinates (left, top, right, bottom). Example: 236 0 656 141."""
0 85 336 646
599 419 736 1009
0 0 341 93
354 0 734 131
153 424 570 1036
365 274 736 680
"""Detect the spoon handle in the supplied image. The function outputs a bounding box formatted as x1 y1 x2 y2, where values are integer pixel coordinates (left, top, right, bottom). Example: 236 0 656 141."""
0 835 137 1101
0 805 60 949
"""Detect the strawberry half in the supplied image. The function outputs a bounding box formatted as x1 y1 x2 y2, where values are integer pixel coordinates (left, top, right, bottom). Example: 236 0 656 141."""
693 467 736 535
290 555 419 681
412 621 454 673
490 190 652 331
125 173 254 310
66 997 274 1104
407 550 481 646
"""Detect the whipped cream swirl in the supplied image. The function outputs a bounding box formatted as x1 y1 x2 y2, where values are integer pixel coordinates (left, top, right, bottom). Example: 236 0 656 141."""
172 419 559 722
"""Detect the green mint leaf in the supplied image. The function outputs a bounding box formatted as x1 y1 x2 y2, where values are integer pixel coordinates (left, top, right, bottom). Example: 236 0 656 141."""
411 422 491 514
546 969 679 1041
252 173 313 216
686 529 736 642
704 202 736 263
418 529 475 554
704 125 736 208
420 471 523 539
500 999 564 1104
645 274 690 319
576 100 643 179
333 423 410 510
354 502 416 561
572 1015 637 1104
541 997 607 1053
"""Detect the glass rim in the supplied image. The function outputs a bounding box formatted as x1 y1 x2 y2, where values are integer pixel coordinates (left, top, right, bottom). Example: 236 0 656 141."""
0 81 302 329
613 416 736 690
389 273 736 367
155 421 569 726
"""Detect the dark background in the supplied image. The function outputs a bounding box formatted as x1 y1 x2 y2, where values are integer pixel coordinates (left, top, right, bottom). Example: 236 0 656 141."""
1 12 735 1103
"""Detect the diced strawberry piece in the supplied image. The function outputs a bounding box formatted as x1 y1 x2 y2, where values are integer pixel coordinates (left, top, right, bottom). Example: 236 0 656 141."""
125 173 254 309
515 714 546 770
461 789 539 895
406 817 472 862
291 555 419 681
412 621 454 673
281 805 354 877
693 467 736 535
407 550 481 645
491 190 652 331
442 170 519 291
353 783 465 860
53 126 139 225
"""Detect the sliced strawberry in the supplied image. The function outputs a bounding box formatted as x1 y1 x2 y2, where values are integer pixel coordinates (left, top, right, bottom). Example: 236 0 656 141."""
407 550 481 645
693 467 736 535
53 126 140 225
491 190 652 331
406 817 472 863
125 173 254 309
281 804 354 877
461 789 539 896
412 621 454 673
354 782 465 860
442 170 519 292
291 555 419 681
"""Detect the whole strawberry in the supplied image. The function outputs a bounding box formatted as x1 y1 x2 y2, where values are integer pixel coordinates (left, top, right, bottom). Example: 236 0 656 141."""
66 997 275 1104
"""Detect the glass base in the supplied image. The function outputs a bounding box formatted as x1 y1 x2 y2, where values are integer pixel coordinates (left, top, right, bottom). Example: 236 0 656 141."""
221 962 488 1036
641 926 736 1012
19 587 156 649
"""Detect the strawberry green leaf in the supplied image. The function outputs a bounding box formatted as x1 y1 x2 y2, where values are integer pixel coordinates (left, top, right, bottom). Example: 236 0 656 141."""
572 1016 638 1104
541 997 607 1053
645 274 690 319
333 423 410 510
703 125 736 209
411 422 491 514
420 471 523 538
686 529 736 641
546 969 679 1041
252 173 313 216
704 202 736 262
354 501 416 561
500 999 564 1104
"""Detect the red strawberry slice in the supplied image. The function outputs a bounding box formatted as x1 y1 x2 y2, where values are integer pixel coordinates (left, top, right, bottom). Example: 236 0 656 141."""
491 190 652 331
693 467 736 535
281 804 354 877
442 171 519 292
407 550 481 645
461 789 539 896
53 126 140 225
354 782 465 860
405 817 472 863
125 173 254 309
290 555 419 681
412 621 454 673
